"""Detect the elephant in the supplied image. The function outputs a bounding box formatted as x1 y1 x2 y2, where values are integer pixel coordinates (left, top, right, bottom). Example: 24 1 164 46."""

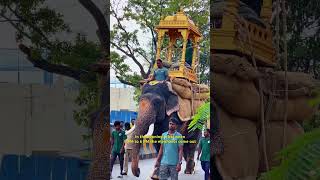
127 81 203 177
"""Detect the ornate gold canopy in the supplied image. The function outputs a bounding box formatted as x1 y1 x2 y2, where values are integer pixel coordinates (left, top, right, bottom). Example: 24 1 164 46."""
154 10 202 83
211 0 276 67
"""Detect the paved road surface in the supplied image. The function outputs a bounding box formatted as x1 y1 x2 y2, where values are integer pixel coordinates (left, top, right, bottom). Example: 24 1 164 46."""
111 158 205 180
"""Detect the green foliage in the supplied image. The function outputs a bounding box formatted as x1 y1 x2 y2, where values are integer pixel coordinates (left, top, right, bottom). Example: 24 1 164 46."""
303 112 320 133
188 101 210 132
259 128 320 180
260 1 320 179
111 0 210 85
275 0 320 77
305 88 320 132
133 87 141 106
74 83 99 128
51 34 102 68
0 0 70 50
111 51 142 87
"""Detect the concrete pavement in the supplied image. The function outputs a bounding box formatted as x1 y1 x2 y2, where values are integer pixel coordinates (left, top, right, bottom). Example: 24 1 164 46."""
111 157 205 180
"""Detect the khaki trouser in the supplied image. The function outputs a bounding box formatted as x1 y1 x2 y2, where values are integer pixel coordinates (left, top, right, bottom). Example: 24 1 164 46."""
123 149 133 173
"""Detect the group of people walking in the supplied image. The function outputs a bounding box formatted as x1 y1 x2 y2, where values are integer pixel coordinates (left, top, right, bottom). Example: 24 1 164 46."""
110 119 135 179
110 117 210 180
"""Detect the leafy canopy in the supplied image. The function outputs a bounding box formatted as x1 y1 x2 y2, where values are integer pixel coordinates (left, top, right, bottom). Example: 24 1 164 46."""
111 0 210 88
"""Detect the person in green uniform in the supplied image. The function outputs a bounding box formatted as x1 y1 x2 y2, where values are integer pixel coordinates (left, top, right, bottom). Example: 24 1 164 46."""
197 129 210 180
110 121 127 178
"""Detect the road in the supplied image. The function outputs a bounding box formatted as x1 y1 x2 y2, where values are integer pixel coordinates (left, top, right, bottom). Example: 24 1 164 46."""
111 157 205 180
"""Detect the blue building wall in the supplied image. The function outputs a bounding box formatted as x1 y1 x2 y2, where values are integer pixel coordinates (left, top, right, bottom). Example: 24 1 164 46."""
0 154 89 180
110 110 137 124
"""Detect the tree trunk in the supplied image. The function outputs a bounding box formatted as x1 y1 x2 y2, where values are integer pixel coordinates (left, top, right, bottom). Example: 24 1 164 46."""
88 72 110 180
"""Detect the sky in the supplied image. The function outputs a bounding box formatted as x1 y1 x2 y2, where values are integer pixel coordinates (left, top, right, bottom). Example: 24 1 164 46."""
110 0 153 82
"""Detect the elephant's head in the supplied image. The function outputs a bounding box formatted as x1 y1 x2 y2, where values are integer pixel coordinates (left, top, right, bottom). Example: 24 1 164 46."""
129 82 179 177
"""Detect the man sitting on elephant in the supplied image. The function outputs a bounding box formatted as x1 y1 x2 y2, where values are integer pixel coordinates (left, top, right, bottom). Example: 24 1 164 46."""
148 59 171 82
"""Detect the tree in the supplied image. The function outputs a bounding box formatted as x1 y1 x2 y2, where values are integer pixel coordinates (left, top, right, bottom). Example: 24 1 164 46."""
0 0 110 179
274 0 320 78
110 0 210 87
259 1 320 179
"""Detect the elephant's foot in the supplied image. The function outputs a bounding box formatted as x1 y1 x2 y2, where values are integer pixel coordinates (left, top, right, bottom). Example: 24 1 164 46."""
184 159 195 174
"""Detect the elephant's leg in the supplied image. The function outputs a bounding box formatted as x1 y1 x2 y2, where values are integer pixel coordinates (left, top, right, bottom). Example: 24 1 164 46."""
183 144 190 173
183 142 197 174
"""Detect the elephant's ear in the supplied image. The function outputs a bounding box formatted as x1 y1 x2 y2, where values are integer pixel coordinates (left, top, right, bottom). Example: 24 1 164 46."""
166 93 179 116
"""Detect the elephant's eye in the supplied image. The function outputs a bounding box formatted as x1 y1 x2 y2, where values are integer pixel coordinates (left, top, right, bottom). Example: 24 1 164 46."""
153 98 162 107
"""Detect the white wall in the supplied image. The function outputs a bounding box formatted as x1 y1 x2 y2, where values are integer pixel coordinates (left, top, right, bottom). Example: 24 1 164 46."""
110 87 137 111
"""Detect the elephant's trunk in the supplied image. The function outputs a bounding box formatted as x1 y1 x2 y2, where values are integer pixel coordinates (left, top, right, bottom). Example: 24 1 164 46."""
130 98 157 177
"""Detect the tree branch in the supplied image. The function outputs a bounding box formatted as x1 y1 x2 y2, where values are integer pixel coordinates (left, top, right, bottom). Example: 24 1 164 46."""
78 0 109 56
116 76 138 87
150 27 157 53
111 41 148 78
111 6 148 78
0 13 33 40
6 5 53 48
18 44 96 83
136 48 150 64
140 4 157 54
0 19 21 22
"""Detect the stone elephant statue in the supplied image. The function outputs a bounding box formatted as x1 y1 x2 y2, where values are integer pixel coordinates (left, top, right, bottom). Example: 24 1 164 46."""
212 54 317 179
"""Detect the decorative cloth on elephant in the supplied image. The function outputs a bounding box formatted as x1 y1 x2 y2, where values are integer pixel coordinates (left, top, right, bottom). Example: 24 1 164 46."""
148 80 162 86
